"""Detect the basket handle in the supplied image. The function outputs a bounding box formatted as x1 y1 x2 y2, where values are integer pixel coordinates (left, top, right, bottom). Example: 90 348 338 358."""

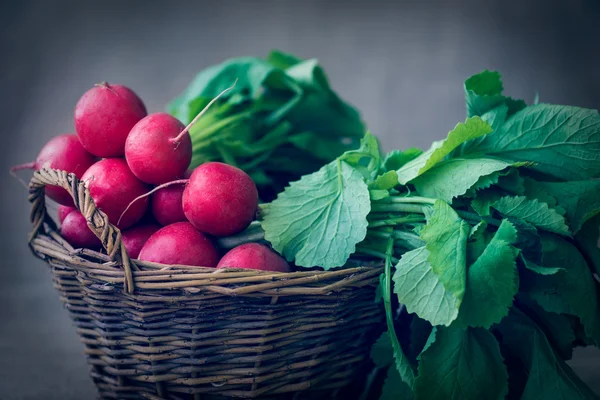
28 167 136 293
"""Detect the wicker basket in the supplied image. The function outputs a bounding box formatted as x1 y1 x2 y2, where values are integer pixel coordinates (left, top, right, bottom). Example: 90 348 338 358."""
26 167 384 399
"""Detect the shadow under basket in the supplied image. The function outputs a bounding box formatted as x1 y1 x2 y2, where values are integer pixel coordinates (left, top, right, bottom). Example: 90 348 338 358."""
27 168 385 399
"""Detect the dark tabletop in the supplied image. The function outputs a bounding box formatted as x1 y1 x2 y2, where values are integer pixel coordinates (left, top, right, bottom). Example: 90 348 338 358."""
1 0 599 398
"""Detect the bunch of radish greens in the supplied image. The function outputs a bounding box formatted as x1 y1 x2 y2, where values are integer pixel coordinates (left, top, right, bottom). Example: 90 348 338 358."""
168 50 365 201
256 70 600 399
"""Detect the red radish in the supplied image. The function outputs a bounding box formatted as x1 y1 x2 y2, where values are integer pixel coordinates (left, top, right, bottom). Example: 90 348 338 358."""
58 205 77 224
11 134 96 206
138 222 219 267
74 83 147 157
125 113 191 185
124 79 236 185
217 243 290 272
151 183 187 226
183 162 258 237
61 211 101 249
81 158 149 229
121 224 160 259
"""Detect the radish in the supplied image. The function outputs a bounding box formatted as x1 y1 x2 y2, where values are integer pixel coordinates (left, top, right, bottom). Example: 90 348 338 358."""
81 158 149 229
61 211 101 249
124 80 236 185
217 243 290 272
58 205 76 224
11 134 97 206
74 83 147 157
121 223 160 259
138 222 219 267
125 113 191 185
151 183 187 226
183 162 258 236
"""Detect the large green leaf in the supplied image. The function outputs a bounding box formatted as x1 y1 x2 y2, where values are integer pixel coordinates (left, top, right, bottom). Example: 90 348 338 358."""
393 247 460 326
492 196 571 236
455 220 519 328
412 158 511 202
420 201 470 303
420 117 493 173
497 310 598 400
525 234 600 344
459 105 600 181
533 180 600 234
261 159 370 268
396 118 492 184
414 326 508 400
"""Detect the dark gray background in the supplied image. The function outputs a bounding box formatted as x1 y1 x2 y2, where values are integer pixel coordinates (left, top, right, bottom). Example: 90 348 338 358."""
1 0 599 398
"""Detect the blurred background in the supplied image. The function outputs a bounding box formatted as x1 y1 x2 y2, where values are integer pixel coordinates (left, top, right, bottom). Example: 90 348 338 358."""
1 0 599 398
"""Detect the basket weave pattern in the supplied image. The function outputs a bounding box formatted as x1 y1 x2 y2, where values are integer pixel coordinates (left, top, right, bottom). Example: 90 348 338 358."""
27 168 384 399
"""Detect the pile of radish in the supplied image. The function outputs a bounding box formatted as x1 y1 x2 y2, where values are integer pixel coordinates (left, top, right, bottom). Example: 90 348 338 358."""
14 82 290 273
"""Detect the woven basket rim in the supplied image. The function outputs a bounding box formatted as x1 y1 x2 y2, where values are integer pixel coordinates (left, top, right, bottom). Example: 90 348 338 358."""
28 167 382 296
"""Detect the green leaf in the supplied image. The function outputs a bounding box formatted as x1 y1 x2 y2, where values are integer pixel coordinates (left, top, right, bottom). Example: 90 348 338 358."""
288 131 359 162
525 234 600 344
370 189 391 201
396 140 443 184
414 326 509 400
575 214 600 276
511 218 543 264
340 131 382 182
411 158 511 202
458 105 600 181
464 168 505 197
380 364 414 400
168 57 285 123
467 220 489 264
392 247 460 326
371 331 394 368
492 196 571 236
471 188 505 217
497 310 598 400
481 103 509 130
261 159 370 268
521 256 563 275
266 49 302 69
370 170 399 191
464 70 525 118
495 167 527 194
419 117 493 174
384 148 423 172
517 295 576 360
420 200 470 303
511 218 563 275
533 180 600 234
455 219 518 328
522 177 559 207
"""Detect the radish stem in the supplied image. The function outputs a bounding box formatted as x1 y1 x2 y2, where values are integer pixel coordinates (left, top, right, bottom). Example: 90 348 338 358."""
117 179 188 226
